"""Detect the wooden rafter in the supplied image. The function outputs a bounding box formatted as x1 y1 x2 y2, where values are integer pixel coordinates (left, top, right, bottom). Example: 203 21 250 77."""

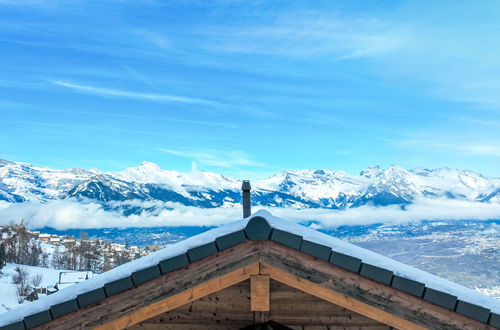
33 240 494 330
94 262 259 330
260 241 494 330
260 262 426 330
97 261 424 330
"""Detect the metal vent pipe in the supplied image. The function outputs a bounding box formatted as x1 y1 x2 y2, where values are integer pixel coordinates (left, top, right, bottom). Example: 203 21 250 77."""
242 180 251 218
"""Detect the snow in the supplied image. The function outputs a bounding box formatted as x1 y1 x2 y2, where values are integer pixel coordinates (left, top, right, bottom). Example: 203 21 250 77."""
0 263 68 315
2 159 500 206
0 210 498 326
254 166 500 204
111 161 240 195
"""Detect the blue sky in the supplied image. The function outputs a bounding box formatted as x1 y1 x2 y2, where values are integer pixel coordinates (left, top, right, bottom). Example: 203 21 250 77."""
1 0 500 179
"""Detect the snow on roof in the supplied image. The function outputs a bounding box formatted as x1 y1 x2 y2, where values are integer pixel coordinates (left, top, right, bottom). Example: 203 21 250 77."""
0 210 498 327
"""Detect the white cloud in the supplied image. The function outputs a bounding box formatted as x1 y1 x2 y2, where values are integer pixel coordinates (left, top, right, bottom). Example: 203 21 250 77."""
133 29 171 49
201 11 404 60
158 147 264 168
0 197 499 230
395 138 500 158
268 198 500 228
50 80 219 106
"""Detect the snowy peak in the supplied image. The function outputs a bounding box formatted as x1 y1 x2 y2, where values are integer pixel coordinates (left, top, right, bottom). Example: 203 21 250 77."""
0 159 499 209
255 165 500 207
112 161 240 193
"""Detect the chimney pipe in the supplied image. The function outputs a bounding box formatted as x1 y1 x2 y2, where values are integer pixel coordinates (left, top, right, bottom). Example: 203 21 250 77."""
242 180 251 218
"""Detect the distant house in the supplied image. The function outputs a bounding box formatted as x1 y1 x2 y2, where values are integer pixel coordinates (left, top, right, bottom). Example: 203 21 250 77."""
38 234 51 242
0 210 498 330
48 237 61 245
55 271 93 291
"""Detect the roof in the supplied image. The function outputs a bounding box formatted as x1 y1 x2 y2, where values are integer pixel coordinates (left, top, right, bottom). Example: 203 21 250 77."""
0 210 499 329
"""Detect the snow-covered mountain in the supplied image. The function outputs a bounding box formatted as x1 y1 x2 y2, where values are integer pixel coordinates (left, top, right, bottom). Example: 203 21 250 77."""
1 159 500 209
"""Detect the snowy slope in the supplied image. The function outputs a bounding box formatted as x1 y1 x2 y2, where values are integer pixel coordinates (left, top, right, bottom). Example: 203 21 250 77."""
0 263 68 315
112 161 240 195
1 159 500 209
0 159 98 202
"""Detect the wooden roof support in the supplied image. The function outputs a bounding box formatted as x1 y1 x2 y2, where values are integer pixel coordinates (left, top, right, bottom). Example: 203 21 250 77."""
260 262 425 330
94 262 259 330
32 240 496 330
250 275 270 312
34 241 264 330
260 241 495 330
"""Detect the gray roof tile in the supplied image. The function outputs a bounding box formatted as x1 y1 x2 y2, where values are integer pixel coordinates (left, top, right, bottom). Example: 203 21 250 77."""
159 253 189 274
300 240 331 261
360 263 393 285
488 312 500 328
23 310 51 329
77 287 106 307
329 251 361 273
187 241 218 263
0 321 25 330
104 276 133 296
131 265 161 286
423 288 457 310
270 228 302 250
216 230 247 250
455 300 490 323
49 299 79 318
391 275 425 297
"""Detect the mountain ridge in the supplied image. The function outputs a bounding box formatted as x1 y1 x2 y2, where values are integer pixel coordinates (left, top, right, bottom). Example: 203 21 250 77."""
1 159 499 208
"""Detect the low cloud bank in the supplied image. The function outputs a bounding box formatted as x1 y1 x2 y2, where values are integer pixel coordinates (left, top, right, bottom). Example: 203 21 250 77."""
0 198 499 230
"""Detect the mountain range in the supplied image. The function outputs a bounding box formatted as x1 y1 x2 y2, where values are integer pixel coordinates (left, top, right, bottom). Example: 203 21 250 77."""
1 159 499 300
1 159 499 209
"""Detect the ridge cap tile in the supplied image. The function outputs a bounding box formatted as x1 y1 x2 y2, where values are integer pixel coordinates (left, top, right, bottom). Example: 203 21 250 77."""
244 216 272 240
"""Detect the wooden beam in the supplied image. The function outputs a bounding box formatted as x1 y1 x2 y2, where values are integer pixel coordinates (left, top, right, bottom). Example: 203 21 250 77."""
94 262 259 330
250 275 270 312
34 241 264 330
33 240 494 330
253 312 270 323
260 241 495 330
260 262 426 330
